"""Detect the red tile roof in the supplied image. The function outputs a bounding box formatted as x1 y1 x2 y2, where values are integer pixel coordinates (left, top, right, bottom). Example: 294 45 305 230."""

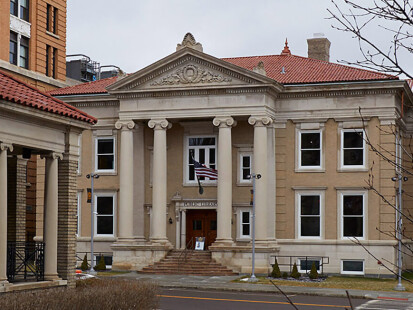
49 52 398 96
49 76 118 96
0 71 97 124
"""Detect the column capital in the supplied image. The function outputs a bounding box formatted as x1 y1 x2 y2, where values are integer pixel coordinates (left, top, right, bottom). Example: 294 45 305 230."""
213 116 237 128
41 152 63 160
115 120 136 130
0 143 13 152
248 115 273 127
148 118 172 130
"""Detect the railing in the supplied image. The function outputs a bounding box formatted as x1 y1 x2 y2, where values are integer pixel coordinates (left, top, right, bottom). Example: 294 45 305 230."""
271 255 330 275
7 242 44 282
178 237 194 272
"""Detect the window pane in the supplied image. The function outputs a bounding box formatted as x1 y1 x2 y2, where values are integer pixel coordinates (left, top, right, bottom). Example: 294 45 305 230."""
199 148 205 164
343 260 363 272
20 0 29 21
242 168 250 180
242 212 250 223
193 220 202 230
19 45 28 69
189 165 195 180
343 217 363 237
97 197 113 215
98 139 113 154
344 132 363 148
343 196 363 215
301 150 320 166
300 260 320 271
189 137 215 146
301 217 320 236
301 133 320 149
242 156 250 168
98 155 114 170
209 148 215 164
344 149 363 165
10 0 17 15
9 35 17 65
301 196 320 215
242 224 250 236
97 216 113 234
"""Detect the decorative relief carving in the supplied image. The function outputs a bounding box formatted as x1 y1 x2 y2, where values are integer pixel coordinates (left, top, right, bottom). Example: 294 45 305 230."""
0 143 13 152
213 117 237 128
176 33 203 52
248 116 274 127
148 119 172 130
41 152 63 160
115 120 136 130
150 65 232 86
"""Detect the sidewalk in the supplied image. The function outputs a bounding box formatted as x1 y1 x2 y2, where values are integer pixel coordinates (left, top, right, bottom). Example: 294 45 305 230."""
112 272 413 301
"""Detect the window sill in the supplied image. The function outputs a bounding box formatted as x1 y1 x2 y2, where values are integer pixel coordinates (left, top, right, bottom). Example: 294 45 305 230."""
236 182 252 187
337 167 368 173
236 238 251 242
183 182 217 187
295 168 325 173
94 171 117 176
46 31 60 39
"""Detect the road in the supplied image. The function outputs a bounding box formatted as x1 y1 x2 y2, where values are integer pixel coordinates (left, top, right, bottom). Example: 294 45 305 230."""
159 288 366 310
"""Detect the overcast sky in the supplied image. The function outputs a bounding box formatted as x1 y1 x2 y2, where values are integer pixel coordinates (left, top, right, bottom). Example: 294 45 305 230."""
66 0 410 76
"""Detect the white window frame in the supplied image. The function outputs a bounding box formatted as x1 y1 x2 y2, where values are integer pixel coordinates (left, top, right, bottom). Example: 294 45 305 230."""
184 135 217 185
297 258 321 273
94 136 116 174
76 191 81 237
10 31 30 69
237 208 252 240
340 129 366 170
339 190 367 240
94 192 116 237
341 259 365 275
295 190 324 239
297 129 323 171
238 151 253 184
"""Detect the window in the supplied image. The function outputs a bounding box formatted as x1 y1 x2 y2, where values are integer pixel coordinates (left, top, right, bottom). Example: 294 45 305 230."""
298 193 321 238
10 0 29 21
186 136 216 183
297 258 321 273
9 32 17 65
76 192 81 236
46 4 58 34
95 137 115 173
340 192 366 239
52 47 57 78
239 152 252 183
341 260 364 275
95 193 115 236
94 255 113 269
10 0 17 16
298 130 322 169
19 36 28 69
45 45 50 76
53 7 58 33
240 210 251 238
341 129 365 168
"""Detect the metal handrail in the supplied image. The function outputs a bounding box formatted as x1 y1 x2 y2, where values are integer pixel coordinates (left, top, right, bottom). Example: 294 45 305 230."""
178 238 194 271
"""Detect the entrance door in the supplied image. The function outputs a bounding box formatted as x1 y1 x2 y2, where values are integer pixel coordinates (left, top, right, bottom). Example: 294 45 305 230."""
186 210 217 249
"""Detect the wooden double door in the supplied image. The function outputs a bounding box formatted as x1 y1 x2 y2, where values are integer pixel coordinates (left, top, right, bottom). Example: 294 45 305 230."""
186 209 217 249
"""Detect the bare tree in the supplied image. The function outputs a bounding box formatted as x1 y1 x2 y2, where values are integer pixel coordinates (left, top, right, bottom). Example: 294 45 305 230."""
328 0 413 79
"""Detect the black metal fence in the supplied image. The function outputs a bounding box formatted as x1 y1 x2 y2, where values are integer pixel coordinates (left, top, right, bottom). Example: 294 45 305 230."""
7 242 45 282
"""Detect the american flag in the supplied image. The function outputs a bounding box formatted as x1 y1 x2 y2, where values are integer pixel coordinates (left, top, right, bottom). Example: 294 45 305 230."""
193 159 218 180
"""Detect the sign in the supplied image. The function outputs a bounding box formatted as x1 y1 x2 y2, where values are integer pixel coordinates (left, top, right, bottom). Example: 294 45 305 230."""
87 188 91 203
195 237 205 251
183 201 217 208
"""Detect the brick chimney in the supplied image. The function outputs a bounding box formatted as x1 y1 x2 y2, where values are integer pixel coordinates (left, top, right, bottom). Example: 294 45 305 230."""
307 33 331 62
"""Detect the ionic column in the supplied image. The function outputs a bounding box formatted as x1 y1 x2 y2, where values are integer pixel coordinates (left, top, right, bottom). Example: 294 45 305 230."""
115 120 136 242
213 116 236 244
148 118 171 244
248 116 273 242
0 143 12 283
44 152 62 280
180 210 186 249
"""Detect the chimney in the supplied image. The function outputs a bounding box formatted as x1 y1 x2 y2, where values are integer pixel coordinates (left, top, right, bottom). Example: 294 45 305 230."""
307 33 331 62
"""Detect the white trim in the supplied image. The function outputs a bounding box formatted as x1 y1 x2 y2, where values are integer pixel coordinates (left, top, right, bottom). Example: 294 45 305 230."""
94 191 117 237
183 135 217 185
295 190 324 239
339 129 367 171
341 259 365 275
237 208 252 239
238 151 253 184
94 136 116 174
296 128 324 172
338 190 367 240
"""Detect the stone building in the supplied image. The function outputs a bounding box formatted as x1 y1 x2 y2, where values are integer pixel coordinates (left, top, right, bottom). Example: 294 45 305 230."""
51 33 413 276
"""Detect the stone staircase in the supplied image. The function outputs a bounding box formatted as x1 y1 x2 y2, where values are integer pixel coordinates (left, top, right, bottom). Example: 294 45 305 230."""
139 250 237 276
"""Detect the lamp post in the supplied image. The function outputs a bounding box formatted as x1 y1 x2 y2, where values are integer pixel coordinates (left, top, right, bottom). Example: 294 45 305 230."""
248 173 261 282
86 173 99 274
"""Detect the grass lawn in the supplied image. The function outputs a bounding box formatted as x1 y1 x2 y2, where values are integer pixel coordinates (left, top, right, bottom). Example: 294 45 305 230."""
96 270 131 277
234 274 413 292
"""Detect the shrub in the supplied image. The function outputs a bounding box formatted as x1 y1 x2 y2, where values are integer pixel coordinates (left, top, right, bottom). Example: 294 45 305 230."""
94 256 106 271
290 263 301 279
309 262 319 280
282 271 288 279
0 278 159 310
80 254 89 271
270 259 281 278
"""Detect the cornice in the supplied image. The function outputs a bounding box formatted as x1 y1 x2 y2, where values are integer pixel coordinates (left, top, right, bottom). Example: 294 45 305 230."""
279 87 398 99
74 101 119 108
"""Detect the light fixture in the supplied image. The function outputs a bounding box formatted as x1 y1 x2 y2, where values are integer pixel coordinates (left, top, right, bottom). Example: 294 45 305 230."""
169 217 173 224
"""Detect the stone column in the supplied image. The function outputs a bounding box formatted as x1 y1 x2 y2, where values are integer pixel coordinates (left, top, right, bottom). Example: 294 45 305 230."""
248 116 273 242
148 118 171 244
44 152 62 280
0 143 12 283
213 116 236 245
115 120 136 243
180 210 186 249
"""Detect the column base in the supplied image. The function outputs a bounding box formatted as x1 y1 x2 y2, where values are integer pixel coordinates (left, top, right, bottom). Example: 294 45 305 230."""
211 239 234 247
115 237 146 245
44 273 61 281
149 237 173 247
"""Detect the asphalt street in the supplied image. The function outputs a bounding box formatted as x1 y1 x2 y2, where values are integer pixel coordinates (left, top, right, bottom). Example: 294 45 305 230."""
159 288 366 310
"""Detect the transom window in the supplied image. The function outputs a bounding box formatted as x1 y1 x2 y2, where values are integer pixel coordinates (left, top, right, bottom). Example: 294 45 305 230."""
299 131 321 168
95 137 115 172
186 136 216 183
298 194 321 238
341 192 365 238
341 130 365 167
95 194 115 236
